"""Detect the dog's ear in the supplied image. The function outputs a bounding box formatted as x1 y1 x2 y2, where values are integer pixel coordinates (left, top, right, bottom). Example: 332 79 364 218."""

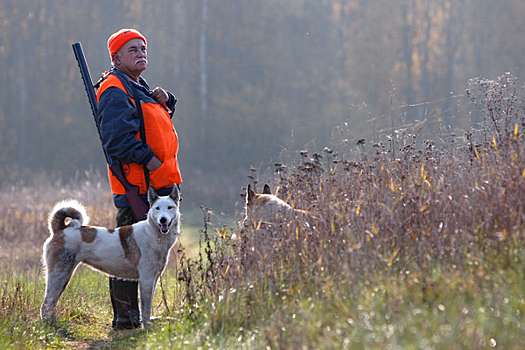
170 185 180 202
247 184 257 204
263 184 272 195
147 186 158 205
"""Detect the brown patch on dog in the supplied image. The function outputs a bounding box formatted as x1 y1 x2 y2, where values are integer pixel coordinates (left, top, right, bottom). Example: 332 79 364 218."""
44 230 66 271
119 225 133 240
80 227 97 243
119 226 141 266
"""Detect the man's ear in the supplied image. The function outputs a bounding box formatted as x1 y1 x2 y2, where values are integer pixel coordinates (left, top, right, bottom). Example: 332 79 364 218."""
111 53 120 65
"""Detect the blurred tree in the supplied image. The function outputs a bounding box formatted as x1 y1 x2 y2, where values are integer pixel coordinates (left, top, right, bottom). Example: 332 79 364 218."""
0 0 523 194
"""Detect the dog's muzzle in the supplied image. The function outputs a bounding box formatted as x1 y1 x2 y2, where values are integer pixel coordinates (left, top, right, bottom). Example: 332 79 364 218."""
159 217 172 234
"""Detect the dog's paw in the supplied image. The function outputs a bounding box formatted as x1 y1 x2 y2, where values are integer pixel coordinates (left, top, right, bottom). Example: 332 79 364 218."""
142 316 162 330
40 315 58 328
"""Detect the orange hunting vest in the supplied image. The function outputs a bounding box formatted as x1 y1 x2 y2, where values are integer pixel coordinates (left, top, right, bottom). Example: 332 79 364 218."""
96 74 182 195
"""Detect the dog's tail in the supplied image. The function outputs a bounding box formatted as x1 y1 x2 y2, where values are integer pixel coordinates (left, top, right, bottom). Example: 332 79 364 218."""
48 200 89 235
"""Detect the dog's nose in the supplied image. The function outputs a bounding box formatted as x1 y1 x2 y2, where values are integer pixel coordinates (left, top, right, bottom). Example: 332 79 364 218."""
160 217 167 224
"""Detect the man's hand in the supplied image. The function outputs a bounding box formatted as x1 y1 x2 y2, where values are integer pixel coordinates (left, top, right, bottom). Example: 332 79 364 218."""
151 87 168 104
146 156 162 172
151 87 172 113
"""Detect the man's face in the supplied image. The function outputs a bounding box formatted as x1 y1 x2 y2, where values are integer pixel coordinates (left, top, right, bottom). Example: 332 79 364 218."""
114 38 148 76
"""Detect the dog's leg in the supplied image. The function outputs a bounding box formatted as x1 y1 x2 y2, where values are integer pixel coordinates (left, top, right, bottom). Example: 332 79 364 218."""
138 276 159 327
40 250 78 320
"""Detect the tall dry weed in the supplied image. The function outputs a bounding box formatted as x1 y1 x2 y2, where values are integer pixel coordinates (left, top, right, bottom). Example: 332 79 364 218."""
175 73 525 335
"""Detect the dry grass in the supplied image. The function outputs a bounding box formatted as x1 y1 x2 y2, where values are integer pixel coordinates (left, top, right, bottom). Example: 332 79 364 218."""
185 127 525 291
185 86 525 293
169 73 525 348
0 170 115 273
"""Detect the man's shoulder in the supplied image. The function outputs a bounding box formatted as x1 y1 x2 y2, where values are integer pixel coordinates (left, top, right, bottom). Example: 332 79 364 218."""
98 73 129 98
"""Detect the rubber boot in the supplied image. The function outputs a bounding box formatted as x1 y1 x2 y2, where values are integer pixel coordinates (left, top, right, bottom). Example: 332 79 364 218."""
109 277 141 329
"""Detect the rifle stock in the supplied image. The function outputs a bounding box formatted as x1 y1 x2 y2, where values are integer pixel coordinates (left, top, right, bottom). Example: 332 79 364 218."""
109 164 149 221
72 42 148 221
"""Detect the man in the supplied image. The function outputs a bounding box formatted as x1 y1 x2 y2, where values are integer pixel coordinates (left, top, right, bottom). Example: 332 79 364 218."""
96 28 182 329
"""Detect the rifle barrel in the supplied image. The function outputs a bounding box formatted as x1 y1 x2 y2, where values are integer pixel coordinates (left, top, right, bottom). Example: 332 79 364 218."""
72 42 98 117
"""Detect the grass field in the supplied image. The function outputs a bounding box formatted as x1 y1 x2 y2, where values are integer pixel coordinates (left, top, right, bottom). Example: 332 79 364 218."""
1 75 525 349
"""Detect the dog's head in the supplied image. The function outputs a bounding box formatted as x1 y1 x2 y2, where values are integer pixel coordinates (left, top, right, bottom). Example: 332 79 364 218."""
147 186 180 234
243 184 292 227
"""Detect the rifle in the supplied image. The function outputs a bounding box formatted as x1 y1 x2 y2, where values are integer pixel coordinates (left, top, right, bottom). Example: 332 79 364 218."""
72 42 149 221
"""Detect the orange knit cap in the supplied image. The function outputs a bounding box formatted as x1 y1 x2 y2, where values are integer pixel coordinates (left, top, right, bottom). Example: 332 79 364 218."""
107 29 147 58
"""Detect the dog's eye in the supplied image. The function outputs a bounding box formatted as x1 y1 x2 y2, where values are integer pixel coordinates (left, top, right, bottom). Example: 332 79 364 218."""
168 206 173 210
155 207 160 211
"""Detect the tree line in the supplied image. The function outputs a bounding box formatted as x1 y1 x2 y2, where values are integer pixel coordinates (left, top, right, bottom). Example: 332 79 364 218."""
0 0 523 209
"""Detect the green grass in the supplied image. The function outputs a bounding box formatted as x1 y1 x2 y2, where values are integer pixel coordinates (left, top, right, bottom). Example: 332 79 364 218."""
2 247 524 349
0 225 204 350
0 268 109 349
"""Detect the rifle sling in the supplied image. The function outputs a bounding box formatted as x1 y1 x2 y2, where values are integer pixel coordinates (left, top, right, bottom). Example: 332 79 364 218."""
129 83 151 190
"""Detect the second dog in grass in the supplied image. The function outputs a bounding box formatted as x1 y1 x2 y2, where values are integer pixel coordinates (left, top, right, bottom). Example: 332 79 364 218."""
243 184 312 229
40 186 180 328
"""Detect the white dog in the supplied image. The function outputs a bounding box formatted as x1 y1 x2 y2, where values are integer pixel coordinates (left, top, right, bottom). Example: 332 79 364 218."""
244 184 312 228
40 186 180 328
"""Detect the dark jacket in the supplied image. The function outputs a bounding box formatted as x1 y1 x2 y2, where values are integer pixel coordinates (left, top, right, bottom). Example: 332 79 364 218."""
96 69 181 207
